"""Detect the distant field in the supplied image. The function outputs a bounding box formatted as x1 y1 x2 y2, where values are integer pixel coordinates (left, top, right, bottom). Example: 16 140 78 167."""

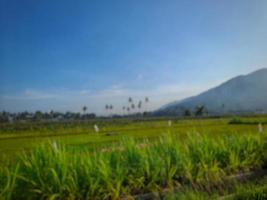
0 116 267 199
0 116 266 160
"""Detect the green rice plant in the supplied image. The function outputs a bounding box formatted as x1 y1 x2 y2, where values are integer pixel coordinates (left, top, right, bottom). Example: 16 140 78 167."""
229 117 243 124
186 134 225 184
225 134 266 172
0 132 266 199
232 177 267 200
14 143 75 199
0 165 19 200
164 189 216 200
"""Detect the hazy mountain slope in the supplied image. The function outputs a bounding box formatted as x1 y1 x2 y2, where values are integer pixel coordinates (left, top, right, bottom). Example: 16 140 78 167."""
156 68 267 115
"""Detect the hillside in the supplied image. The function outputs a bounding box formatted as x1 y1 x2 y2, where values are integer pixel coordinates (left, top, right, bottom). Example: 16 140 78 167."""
156 68 267 115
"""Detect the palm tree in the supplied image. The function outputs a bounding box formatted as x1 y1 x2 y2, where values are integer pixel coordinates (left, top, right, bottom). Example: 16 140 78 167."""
122 106 126 115
82 106 87 115
128 97 133 104
105 104 109 111
127 107 130 115
138 101 142 112
195 105 208 117
109 105 113 116
144 97 149 115
105 104 109 116
184 109 192 117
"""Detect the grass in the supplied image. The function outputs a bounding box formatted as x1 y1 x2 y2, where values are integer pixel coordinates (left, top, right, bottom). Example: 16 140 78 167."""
0 116 267 199
0 117 265 161
165 177 267 200
229 116 267 125
234 177 267 200
0 131 266 199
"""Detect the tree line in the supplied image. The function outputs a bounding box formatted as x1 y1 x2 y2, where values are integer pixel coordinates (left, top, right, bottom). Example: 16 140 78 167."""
0 110 96 123
0 96 151 123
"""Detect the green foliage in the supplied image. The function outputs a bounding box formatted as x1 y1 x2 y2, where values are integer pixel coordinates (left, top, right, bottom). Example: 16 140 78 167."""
195 106 208 117
184 109 192 117
0 132 266 199
0 165 19 200
233 178 267 200
229 117 243 124
229 116 267 125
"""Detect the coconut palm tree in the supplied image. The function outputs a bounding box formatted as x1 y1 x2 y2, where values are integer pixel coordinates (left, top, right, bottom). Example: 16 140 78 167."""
82 106 87 115
105 104 109 110
105 104 109 116
127 107 130 115
131 103 135 110
138 100 142 112
128 97 133 104
144 97 149 115
195 105 208 117
109 105 113 116
122 106 126 115
184 109 192 117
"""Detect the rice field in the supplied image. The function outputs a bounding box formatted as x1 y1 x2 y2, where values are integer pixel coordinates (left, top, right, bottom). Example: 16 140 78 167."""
0 116 267 199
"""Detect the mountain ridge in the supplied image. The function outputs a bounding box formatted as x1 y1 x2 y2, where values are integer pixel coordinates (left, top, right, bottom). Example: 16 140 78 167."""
155 68 267 115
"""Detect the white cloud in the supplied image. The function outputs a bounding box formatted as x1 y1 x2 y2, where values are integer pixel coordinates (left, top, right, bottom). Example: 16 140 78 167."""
2 89 60 100
79 90 91 95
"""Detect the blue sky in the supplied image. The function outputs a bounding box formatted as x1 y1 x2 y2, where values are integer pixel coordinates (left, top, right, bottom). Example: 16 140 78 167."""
1 0 267 114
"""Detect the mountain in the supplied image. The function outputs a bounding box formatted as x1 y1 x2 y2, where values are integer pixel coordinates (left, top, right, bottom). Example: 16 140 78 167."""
155 68 267 116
